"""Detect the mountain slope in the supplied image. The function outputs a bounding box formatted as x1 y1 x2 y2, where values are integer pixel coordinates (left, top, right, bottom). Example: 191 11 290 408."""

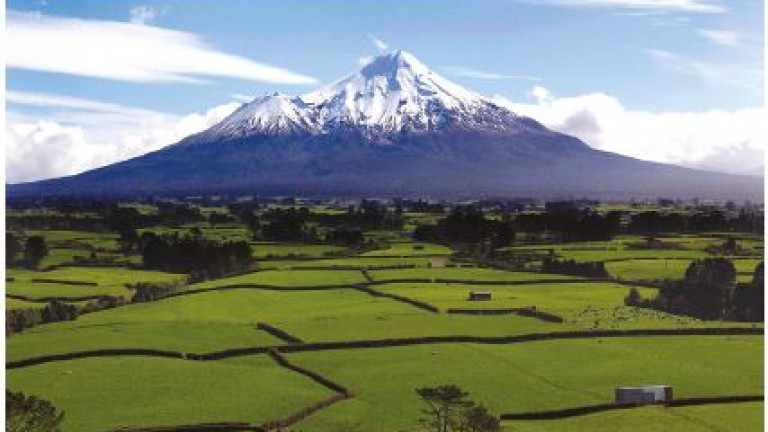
8 50 762 200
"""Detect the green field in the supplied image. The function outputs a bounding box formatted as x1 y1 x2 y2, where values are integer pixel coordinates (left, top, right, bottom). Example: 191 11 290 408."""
252 243 346 258
7 356 333 432
503 402 764 432
7 267 185 300
369 267 581 282
287 336 762 431
375 281 656 310
189 269 366 289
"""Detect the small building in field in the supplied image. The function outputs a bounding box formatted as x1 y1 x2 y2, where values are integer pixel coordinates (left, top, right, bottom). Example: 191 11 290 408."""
615 386 672 405
429 257 446 268
468 291 491 301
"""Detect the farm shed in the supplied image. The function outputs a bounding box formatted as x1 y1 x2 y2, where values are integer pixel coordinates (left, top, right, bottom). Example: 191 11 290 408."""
615 385 672 405
468 291 491 301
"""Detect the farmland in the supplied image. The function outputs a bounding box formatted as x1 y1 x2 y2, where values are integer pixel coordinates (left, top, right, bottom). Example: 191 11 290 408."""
5 198 764 432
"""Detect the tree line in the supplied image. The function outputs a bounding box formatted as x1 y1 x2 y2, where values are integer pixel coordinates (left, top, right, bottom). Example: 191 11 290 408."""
139 232 253 278
625 258 763 322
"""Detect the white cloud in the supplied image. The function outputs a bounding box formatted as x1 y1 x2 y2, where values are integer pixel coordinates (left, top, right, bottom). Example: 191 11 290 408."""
6 91 241 183
368 34 389 52
518 0 726 13
230 93 255 103
7 90 163 118
129 5 165 25
648 49 762 93
696 29 741 46
492 87 765 175
442 66 540 81
6 10 317 85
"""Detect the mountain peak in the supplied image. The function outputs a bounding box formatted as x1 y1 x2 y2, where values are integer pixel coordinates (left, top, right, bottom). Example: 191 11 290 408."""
359 49 428 78
193 50 533 142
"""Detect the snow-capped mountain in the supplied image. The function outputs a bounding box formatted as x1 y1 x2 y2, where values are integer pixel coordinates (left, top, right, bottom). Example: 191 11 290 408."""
192 50 537 143
9 50 762 200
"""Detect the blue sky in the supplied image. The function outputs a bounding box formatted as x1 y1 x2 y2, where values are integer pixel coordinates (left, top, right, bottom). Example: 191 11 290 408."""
5 0 765 182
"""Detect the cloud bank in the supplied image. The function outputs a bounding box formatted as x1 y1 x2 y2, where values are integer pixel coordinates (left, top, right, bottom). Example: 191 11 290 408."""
6 10 317 85
6 91 241 183
493 87 765 176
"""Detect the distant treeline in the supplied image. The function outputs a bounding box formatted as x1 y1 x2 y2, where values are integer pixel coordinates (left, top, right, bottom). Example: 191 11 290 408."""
541 257 608 278
140 233 252 277
413 206 762 247
627 210 762 235
235 201 402 245
414 206 620 246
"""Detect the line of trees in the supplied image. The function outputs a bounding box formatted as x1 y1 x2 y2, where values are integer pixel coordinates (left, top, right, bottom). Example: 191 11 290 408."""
140 233 253 278
542 257 608 278
627 210 763 235
414 207 620 246
625 258 764 322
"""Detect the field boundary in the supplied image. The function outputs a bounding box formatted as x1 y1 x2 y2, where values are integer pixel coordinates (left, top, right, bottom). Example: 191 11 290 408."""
8 327 762 369
261 348 355 430
29 278 99 286
257 322 304 344
446 307 565 323
500 394 764 420
102 422 263 432
7 293 118 303
353 284 440 313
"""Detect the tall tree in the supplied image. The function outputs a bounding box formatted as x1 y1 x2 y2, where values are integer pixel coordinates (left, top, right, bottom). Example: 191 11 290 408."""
6 232 22 265
24 236 49 268
416 385 474 432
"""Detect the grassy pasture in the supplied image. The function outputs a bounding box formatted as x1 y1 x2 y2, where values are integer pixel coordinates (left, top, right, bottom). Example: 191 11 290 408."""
606 260 691 281
368 267 580 282
375 282 656 311
607 258 761 282
7 321 281 362
360 242 452 256
288 336 762 432
189 269 366 289
7 267 184 300
284 256 435 269
7 289 562 359
27 230 120 251
7 356 333 432
252 243 346 258
503 402 764 432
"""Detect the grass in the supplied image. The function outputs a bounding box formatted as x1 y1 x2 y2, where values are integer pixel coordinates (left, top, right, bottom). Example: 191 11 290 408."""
368 267 581 282
7 356 334 432
6 226 764 432
607 258 761 283
502 402 764 432
606 260 691 281
285 256 436 269
27 230 120 251
7 321 281 362
375 282 657 311
7 267 185 300
287 336 763 432
189 269 366 289
252 243 346 258
360 242 452 257
7 289 562 357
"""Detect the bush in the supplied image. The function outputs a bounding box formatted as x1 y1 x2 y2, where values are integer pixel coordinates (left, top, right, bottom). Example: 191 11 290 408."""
6 390 65 432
